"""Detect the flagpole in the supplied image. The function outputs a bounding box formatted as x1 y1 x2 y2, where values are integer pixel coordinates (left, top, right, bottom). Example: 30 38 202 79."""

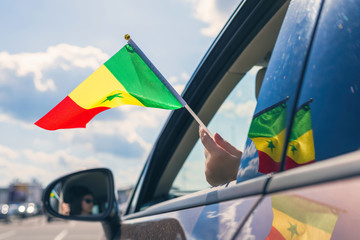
125 34 213 138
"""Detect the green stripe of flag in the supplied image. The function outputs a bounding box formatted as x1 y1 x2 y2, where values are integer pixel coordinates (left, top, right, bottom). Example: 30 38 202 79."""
272 195 339 234
104 44 183 109
248 103 286 139
289 105 312 141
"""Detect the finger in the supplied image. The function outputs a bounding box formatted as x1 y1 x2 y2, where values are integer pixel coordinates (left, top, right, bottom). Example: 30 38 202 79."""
199 125 217 150
214 133 242 158
204 148 210 159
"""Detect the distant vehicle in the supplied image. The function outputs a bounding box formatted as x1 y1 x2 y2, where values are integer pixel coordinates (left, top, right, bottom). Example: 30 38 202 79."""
0 203 10 222
5 182 43 220
42 0 360 239
16 202 42 218
0 203 21 222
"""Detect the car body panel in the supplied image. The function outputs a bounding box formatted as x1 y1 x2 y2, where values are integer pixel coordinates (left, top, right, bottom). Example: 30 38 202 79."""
120 195 261 240
235 175 360 239
121 175 270 239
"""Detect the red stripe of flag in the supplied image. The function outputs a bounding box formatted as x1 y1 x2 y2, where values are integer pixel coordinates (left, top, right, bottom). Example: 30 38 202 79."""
35 96 109 130
266 226 286 240
285 156 315 170
258 151 281 173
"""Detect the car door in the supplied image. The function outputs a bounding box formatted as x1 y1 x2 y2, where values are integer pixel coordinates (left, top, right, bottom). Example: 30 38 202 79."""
234 0 360 238
115 0 324 239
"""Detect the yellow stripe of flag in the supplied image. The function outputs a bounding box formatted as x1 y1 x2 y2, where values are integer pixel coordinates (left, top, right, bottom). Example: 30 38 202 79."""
251 129 286 163
286 129 315 164
272 208 332 240
69 65 144 109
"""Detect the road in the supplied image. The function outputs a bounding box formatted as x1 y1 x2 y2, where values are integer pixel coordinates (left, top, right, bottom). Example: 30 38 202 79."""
0 216 105 240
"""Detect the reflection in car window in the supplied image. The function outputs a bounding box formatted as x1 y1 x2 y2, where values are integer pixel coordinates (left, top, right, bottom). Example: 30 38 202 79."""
171 66 258 194
237 0 323 182
284 99 315 169
247 98 288 174
288 0 360 166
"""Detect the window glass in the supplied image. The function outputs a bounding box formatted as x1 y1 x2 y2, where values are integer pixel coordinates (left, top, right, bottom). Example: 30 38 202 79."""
171 66 258 194
284 0 360 169
236 0 323 182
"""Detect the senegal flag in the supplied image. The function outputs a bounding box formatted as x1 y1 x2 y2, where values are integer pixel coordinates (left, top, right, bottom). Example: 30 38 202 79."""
285 101 315 169
266 195 339 240
35 42 184 130
248 99 287 174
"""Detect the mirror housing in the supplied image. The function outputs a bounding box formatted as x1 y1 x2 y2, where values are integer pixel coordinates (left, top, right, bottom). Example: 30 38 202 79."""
42 168 117 221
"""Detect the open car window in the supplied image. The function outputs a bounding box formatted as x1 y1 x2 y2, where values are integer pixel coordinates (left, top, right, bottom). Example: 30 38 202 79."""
156 1 294 200
171 65 258 194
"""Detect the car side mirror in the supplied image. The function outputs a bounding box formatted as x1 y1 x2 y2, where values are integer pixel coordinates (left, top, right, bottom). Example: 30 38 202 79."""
42 168 117 221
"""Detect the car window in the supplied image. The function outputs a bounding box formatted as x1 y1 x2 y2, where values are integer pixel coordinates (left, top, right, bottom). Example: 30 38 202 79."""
283 0 360 170
171 66 258 194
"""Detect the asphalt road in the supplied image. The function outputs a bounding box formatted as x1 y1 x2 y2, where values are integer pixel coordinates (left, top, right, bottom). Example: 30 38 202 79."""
0 216 105 240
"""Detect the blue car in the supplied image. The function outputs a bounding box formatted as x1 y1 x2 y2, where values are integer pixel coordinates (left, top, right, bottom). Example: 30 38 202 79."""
43 0 360 239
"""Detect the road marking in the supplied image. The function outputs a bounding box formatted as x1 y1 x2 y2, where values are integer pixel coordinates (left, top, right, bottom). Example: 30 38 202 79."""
54 229 69 240
0 231 16 240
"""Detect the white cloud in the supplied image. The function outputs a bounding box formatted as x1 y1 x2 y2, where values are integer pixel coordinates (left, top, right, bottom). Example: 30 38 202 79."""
181 72 190 81
89 108 168 153
241 140 258 159
0 113 36 130
185 0 239 37
169 76 178 84
219 101 236 118
218 200 245 239
115 165 144 188
235 214 256 240
0 44 109 92
169 72 189 94
0 156 52 187
174 83 186 95
0 145 19 159
0 145 104 187
238 157 259 178
238 139 259 178
235 100 256 118
219 100 256 118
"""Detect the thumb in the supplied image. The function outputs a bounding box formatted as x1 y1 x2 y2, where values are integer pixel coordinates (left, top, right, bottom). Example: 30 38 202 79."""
214 133 242 158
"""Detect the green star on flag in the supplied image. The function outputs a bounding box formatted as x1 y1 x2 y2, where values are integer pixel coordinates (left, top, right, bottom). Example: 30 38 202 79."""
285 100 315 169
102 93 124 103
287 222 299 239
267 139 276 152
289 144 297 154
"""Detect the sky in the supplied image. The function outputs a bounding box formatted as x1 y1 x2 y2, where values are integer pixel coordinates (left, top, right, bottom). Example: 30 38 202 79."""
0 0 241 190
